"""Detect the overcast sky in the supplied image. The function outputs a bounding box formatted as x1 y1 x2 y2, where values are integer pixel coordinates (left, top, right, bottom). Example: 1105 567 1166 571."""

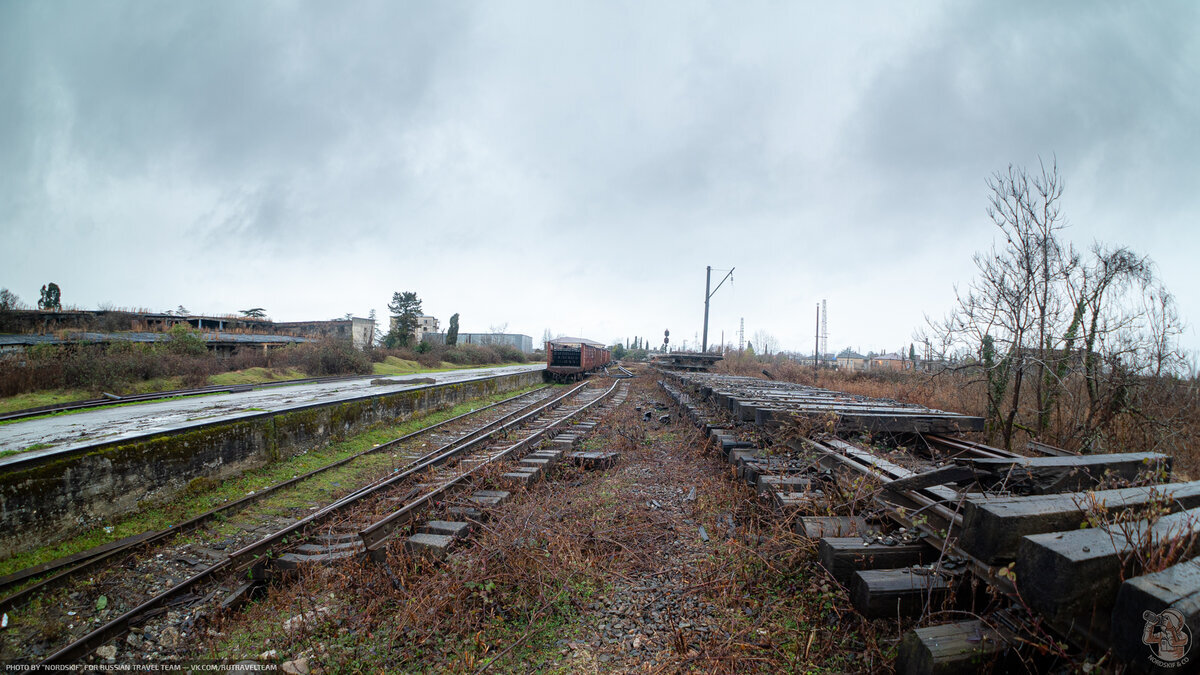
2 2 1197 357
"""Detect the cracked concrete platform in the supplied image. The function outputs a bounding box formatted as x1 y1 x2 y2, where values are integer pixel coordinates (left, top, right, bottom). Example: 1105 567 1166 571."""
0 363 545 467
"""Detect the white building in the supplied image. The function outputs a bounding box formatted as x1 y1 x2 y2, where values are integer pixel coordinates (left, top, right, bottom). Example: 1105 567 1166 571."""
350 317 375 350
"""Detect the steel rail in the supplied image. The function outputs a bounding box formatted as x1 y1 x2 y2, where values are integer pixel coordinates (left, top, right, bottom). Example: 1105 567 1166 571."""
922 433 1022 460
359 378 622 551
38 383 583 666
799 436 1016 596
236 381 591 561
4 386 552 619
2 386 552 612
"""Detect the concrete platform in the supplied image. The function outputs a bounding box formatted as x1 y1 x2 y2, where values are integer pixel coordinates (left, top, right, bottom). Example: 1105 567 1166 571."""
0 365 545 559
0 363 546 461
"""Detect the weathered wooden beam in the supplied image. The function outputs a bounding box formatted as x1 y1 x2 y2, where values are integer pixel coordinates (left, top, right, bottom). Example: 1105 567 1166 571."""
1016 507 1200 638
958 453 1172 493
741 457 812 486
818 537 937 586
797 516 869 539
756 475 814 495
959 482 1200 564
1110 558 1200 672
883 465 979 494
897 620 1010 675
851 568 954 619
758 407 985 433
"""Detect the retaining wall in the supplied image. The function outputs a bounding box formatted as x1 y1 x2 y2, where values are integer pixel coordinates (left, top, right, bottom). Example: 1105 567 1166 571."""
0 370 542 558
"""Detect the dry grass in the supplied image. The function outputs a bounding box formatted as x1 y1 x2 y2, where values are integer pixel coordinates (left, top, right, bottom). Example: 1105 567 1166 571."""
204 375 907 672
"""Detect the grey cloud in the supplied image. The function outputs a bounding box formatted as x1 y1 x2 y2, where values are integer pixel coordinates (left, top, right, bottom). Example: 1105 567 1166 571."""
2 2 1196 353
846 2 1200 223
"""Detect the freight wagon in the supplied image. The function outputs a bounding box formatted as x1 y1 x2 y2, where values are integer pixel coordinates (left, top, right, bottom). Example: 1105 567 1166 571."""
545 337 611 382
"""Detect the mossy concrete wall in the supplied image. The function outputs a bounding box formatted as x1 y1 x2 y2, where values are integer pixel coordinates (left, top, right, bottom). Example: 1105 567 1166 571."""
0 370 541 559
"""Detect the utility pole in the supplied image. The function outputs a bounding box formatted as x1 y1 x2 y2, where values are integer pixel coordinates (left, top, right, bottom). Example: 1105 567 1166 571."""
702 265 735 353
814 304 820 378
820 299 828 367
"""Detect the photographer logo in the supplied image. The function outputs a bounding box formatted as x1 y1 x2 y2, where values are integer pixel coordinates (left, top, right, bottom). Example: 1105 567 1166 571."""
1143 608 1191 668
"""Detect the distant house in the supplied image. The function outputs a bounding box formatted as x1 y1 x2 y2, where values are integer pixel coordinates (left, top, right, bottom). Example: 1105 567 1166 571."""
836 349 867 372
871 352 909 371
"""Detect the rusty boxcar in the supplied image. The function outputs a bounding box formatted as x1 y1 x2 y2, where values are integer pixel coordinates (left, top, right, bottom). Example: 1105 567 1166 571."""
545 337 611 382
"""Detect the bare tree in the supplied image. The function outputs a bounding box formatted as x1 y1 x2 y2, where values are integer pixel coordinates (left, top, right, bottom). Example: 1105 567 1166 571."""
752 330 778 356
926 160 1184 451
0 288 23 311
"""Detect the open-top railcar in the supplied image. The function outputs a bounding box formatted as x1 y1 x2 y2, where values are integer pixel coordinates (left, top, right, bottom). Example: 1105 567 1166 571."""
545 337 611 382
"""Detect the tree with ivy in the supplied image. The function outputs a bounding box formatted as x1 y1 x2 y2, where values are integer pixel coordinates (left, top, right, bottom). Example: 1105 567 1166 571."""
446 313 460 346
38 283 61 310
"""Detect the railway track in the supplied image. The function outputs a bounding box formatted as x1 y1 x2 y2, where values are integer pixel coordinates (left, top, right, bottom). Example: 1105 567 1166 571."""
0 385 557 610
9 379 625 665
657 369 1192 674
0 384 559 662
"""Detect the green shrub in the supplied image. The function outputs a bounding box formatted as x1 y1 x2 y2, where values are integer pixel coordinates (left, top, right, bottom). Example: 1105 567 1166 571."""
493 344 527 363
165 324 207 357
443 344 496 365
294 339 373 376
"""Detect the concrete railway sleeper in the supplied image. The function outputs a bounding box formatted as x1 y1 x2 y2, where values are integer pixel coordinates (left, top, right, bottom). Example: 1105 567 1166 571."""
3 384 563 663
656 368 1198 674
28 380 624 665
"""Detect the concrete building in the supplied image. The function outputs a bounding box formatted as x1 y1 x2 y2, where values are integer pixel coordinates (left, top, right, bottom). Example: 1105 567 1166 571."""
388 315 440 344
0 309 376 351
415 316 440 344
424 332 534 354
350 317 375 350
274 318 375 349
